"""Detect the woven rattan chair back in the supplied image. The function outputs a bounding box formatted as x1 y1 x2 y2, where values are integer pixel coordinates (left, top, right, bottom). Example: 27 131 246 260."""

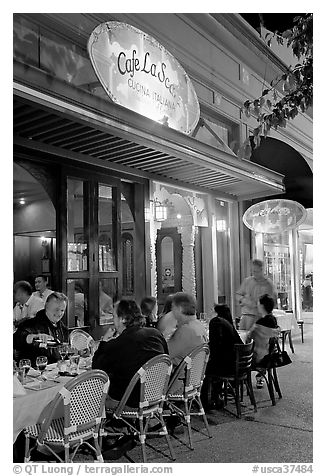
24 370 109 463
187 344 210 393
106 354 175 463
114 354 172 416
69 329 94 352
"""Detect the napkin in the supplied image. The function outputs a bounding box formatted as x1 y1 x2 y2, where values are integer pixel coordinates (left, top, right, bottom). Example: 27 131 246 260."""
28 368 41 377
13 374 26 396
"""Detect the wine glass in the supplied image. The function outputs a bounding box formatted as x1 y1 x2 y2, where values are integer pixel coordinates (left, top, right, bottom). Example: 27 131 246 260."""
58 344 68 361
18 359 31 385
36 356 48 387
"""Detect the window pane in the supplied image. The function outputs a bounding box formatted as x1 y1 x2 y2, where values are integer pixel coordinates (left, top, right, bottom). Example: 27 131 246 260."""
215 200 231 304
67 179 88 271
161 236 175 295
98 185 116 271
99 278 117 326
66 279 88 328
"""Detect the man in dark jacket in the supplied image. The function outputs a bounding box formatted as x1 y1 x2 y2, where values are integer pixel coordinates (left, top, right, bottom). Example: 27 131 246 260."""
92 299 168 408
13 292 69 366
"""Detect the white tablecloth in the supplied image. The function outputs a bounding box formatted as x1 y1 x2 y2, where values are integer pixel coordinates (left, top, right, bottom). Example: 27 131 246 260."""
13 377 70 443
274 311 300 335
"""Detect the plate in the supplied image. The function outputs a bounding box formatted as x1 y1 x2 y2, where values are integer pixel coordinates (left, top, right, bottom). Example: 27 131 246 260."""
58 371 78 377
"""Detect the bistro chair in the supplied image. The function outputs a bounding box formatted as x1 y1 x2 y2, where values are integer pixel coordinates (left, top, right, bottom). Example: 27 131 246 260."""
165 344 211 450
215 340 257 418
252 337 283 406
24 370 109 463
70 329 94 353
103 354 175 463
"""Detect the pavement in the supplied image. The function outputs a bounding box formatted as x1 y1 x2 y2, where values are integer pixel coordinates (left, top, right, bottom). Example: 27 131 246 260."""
90 321 313 464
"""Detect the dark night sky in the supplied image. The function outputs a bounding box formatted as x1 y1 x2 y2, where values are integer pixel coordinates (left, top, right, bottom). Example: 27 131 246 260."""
240 13 305 33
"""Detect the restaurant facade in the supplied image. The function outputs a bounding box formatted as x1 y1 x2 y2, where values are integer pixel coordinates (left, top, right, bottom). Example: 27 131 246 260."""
13 13 313 336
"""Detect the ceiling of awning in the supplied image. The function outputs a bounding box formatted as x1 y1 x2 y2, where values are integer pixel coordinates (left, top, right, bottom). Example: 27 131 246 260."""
13 84 285 202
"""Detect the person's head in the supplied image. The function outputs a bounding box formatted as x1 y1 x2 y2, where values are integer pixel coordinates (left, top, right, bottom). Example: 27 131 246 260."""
214 304 233 325
45 292 68 324
113 299 146 333
252 259 264 280
140 296 157 317
258 294 274 316
161 294 174 315
14 281 33 305
171 292 196 324
34 275 48 293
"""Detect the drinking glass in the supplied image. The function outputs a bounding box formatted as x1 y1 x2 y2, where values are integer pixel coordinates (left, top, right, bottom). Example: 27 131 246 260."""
66 345 75 359
36 356 48 387
69 353 80 374
58 344 68 360
18 359 31 385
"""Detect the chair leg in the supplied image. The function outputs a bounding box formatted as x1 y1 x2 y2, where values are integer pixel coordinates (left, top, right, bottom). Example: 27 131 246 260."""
138 416 147 463
158 412 176 461
94 437 104 463
267 369 276 405
223 381 228 406
24 435 31 463
234 381 241 418
288 331 295 353
196 395 212 438
246 375 257 412
184 399 194 450
272 367 282 399
301 324 304 343
281 333 285 352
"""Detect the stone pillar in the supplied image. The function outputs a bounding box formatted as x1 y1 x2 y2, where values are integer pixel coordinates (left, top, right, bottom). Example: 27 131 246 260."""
150 220 161 297
178 225 196 297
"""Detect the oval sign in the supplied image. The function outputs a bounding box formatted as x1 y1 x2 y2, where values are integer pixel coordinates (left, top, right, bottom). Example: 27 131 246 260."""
243 199 307 234
87 22 200 135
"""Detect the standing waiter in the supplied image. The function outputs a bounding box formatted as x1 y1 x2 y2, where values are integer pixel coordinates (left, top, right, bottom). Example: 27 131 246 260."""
236 259 277 331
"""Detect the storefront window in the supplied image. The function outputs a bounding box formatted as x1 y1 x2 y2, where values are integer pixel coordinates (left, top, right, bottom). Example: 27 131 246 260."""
67 179 88 272
66 278 88 329
215 200 231 304
99 278 117 325
262 233 291 310
98 185 117 272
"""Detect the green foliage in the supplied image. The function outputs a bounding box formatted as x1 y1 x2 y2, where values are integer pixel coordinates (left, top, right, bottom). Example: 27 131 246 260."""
239 14 312 159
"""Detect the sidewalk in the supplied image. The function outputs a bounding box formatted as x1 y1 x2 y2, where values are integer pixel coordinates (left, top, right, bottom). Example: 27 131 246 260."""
97 321 313 464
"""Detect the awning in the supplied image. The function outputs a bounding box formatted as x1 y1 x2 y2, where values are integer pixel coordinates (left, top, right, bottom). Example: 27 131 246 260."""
250 137 313 208
13 62 285 201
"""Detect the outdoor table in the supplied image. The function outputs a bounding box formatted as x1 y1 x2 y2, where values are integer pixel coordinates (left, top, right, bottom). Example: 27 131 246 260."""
274 311 300 353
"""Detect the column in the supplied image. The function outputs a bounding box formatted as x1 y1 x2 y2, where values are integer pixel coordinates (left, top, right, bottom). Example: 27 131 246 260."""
178 225 196 297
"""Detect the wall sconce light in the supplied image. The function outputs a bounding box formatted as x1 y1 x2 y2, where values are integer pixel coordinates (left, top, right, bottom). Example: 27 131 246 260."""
154 200 168 221
176 213 182 220
216 219 227 232
19 198 26 205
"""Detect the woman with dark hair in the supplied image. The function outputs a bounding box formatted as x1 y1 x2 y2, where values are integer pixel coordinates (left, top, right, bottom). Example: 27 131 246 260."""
156 294 177 340
140 296 157 327
213 304 235 327
201 303 242 409
92 299 168 408
247 294 279 388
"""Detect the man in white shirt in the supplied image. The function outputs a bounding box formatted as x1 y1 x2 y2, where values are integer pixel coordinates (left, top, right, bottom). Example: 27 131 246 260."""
33 275 53 303
236 259 278 331
13 281 44 327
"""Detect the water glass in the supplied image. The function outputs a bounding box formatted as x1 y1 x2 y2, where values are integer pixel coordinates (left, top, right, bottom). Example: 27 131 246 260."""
18 359 31 385
69 354 80 374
